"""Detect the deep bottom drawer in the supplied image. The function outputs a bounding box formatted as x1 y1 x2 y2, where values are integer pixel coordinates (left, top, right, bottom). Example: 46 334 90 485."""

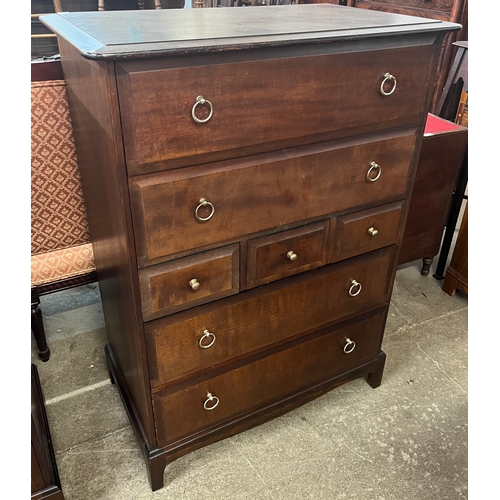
152 308 387 447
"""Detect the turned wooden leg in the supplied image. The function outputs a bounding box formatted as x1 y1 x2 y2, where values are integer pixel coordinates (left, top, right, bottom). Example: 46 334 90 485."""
365 352 386 389
421 257 433 276
31 296 50 362
147 453 167 492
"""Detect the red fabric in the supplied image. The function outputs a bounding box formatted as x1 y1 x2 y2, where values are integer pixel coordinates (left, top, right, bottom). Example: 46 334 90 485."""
424 113 463 136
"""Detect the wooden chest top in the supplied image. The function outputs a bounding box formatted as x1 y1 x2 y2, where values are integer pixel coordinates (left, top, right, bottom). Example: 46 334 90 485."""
40 4 460 59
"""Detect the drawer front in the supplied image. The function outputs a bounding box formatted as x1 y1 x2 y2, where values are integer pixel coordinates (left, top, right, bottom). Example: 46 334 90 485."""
139 244 239 321
152 308 387 446
246 220 330 289
332 202 404 262
117 44 433 172
146 246 395 387
130 131 416 267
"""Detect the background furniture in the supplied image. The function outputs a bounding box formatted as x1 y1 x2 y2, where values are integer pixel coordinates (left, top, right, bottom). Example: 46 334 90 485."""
433 40 468 280
41 5 458 491
398 113 467 275
436 40 468 121
31 60 97 361
32 364 65 499
442 201 467 295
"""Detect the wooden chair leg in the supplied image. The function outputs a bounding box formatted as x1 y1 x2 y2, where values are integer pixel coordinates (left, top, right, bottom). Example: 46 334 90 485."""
31 291 50 362
421 257 433 276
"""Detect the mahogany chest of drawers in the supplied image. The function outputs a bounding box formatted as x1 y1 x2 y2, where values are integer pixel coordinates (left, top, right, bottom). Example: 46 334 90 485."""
41 5 459 491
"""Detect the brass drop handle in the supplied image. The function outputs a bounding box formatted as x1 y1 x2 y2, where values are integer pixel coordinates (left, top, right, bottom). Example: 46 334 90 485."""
380 72 397 96
343 338 356 354
349 280 362 297
189 278 200 291
199 330 216 349
287 251 298 262
368 227 378 237
195 198 215 222
203 392 219 411
366 161 382 182
191 95 214 124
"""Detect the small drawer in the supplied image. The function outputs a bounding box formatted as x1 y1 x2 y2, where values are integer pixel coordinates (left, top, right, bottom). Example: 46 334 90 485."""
139 244 239 321
246 220 330 288
332 202 404 262
151 308 387 447
145 246 395 388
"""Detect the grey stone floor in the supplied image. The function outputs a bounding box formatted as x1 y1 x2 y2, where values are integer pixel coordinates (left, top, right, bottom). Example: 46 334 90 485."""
31 255 468 500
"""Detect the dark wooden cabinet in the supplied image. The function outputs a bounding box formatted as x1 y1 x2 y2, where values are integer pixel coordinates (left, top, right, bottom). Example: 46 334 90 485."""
31 364 65 500
398 113 468 274
41 5 459 491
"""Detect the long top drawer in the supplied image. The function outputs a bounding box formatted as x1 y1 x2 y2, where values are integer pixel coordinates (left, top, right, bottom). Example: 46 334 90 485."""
117 43 434 173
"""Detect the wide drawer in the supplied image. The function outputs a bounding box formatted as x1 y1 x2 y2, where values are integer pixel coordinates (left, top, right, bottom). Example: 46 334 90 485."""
130 131 416 267
146 246 395 388
117 43 433 173
246 220 330 289
139 244 239 321
332 201 404 262
152 308 387 446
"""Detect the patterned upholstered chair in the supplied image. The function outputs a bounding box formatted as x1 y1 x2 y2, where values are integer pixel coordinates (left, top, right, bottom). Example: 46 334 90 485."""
31 63 96 362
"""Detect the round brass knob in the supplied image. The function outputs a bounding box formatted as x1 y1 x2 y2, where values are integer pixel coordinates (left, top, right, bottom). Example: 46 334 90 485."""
368 227 378 237
189 278 200 291
287 251 298 262
203 392 219 411
343 338 356 354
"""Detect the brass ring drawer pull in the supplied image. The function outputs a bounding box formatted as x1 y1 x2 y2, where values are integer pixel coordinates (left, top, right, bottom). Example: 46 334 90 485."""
204 392 219 411
189 278 201 291
195 198 215 222
287 251 298 262
366 162 382 182
349 279 362 297
191 95 214 124
343 338 356 354
199 329 216 349
368 227 378 236
380 72 397 96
